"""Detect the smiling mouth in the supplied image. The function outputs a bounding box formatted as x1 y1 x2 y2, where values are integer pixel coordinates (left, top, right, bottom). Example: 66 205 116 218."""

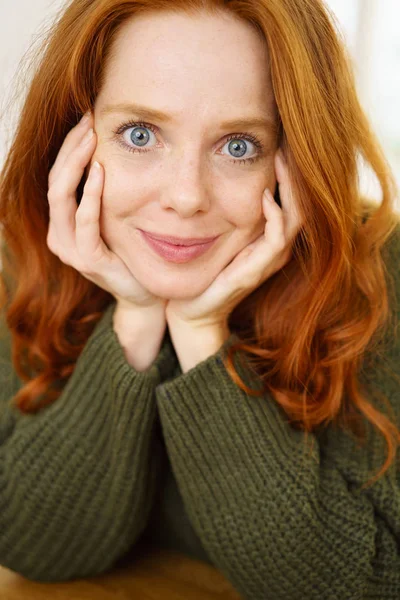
141 230 219 246
139 229 219 263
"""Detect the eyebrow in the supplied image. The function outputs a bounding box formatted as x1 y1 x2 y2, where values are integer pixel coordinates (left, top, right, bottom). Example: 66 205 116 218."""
100 102 277 134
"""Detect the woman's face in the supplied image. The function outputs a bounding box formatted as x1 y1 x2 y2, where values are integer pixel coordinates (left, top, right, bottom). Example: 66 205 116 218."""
93 10 279 300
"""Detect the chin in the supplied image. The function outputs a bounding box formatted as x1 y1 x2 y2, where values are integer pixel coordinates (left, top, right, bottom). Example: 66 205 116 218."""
143 278 209 301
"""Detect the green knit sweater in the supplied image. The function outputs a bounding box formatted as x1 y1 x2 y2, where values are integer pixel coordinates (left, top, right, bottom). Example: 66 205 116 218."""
0 226 399 600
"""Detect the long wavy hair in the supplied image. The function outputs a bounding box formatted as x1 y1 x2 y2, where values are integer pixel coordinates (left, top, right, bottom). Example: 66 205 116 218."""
1 0 399 490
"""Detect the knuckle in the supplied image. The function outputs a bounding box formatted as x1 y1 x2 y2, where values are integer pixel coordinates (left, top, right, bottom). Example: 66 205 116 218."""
78 260 95 276
240 271 260 289
56 249 71 265
274 235 287 252
83 181 96 197
47 240 58 256
279 238 288 252
69 152 90 176
77 132 95 154
46 227 58 249
47 186 62 203
46 231 57 250
75 209 93 225
66 126 78 140
61 128 79 150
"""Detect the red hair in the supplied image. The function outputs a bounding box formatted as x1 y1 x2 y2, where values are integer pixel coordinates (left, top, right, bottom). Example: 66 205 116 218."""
1 0 399 490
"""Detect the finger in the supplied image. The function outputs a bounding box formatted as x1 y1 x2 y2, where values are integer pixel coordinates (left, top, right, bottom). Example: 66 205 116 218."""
48 112 93 187
274 150 303 238
75 161 109 268
262 189 286 249
48 128 96 252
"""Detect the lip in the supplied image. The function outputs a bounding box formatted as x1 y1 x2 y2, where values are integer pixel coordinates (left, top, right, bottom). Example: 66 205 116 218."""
141 230 218 246
139 230 219 263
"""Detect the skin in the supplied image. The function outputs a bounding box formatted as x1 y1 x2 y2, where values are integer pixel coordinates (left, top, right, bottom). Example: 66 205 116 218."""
91 10 280 301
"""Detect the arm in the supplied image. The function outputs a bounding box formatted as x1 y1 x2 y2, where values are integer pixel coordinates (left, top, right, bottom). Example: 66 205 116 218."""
113 299 167 371
155 330 400 599
156 227 400 600
0 300 176 582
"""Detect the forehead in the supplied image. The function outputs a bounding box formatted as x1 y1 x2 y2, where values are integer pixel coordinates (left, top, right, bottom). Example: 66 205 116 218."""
98 10 277 123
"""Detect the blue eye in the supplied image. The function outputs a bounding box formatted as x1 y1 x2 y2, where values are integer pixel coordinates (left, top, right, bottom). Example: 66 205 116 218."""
113 120 265 165
126 124 157 148
222 136 262 163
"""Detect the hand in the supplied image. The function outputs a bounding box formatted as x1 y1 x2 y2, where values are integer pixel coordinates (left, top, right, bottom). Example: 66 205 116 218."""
165 149 304 332
46 111 167 312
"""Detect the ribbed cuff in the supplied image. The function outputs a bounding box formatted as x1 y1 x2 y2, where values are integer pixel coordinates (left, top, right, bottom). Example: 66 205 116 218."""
92 300 177 384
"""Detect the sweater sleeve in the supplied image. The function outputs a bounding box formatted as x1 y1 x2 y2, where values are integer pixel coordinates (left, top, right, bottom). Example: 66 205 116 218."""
0 300 177 582
155 233 400 600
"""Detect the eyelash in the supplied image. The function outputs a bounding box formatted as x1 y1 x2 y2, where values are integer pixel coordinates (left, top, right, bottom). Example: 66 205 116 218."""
112 120 265 166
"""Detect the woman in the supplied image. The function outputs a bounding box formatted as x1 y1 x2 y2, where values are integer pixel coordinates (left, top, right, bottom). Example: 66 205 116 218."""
0 0 399 597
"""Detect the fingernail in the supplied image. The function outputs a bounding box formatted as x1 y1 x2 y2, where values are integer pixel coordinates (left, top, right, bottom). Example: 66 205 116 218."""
81 128 94 145
81 111 91 124
276 149 286 168
87 161 101 179
263 188 275 203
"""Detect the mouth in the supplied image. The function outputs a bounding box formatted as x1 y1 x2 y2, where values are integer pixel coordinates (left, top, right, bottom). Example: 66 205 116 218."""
140 230 218 246
139 229 220 264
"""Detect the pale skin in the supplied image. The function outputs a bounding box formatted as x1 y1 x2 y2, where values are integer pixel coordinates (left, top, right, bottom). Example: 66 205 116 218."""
47 11 304 372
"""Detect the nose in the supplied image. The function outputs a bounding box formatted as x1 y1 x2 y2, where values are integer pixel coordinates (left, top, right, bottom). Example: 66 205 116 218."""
159 149 211 216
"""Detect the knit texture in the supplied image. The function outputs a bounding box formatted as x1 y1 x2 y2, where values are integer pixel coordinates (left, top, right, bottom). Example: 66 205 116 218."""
0 302 177 581
0 223 399 599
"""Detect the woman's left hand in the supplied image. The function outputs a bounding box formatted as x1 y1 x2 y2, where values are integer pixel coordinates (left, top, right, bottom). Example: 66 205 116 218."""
165 149 304 333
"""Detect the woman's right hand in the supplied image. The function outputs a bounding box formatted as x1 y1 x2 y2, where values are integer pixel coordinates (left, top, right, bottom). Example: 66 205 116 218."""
47 111 167 312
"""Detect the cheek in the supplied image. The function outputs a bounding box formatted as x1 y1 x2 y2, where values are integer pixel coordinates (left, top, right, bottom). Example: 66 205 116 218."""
217 162 276 228
99 159 155 213
221 188 264 230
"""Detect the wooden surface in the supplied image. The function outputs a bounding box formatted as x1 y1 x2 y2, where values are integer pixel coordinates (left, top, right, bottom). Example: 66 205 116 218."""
0 545 242 600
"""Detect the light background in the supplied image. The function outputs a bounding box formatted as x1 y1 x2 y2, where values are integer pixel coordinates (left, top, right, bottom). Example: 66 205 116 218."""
0 0 399 211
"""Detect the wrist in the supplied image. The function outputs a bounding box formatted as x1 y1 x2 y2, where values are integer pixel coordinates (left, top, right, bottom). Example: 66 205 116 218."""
114 300 165 330
113 301 167 371
167 320 229 373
